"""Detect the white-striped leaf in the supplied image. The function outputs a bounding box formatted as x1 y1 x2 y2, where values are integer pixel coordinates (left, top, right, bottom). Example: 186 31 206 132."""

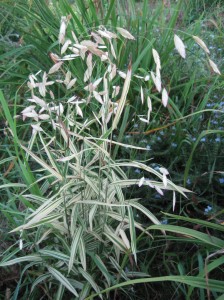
79 237 87 271
112 61 131 130
69 227 83 272
48 266 78 297
129 201 161 225
128 206 137 262
0 255 42 267
20 145 63 181
78 267 102 299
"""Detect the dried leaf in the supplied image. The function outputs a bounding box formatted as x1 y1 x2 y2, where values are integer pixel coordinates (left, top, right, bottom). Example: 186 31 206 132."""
49 90 55 100
117 27 135 40
67 78 77 89
112 86 120 98
144 75 150 81
31 123 43 132
48 62 63 74
86 46 104 57
84 53 93 82
162 88 169 107
109 64 117 81
39 114 50 120
59 16 67 44
28 75 36 88
22 110 38 119
106 111 113 124
91 32 105 44
173 191 176 211
138 177 145 187
140 86 144 104
71 31 79 44
21 105 36 115
49 52 60 63
101 53 108 61
134 75 144 79
38 83 46 97
73 44 88 50
81 40 97 48
97 29 112 39
162 173 168 187
109 40 116 59
61 39 71 55
193 35 210 54
19 239 23 250
159 167 169 176
105 29 117 39
139 117 149 124
93 91 103 104
209 59 221 75
86 53 92 70
57 103 64 116
118 71 127 79
147 96 152 120
64 71 72 85
60 54 79 61
156 65 161 79
67 95 77 103
174 34 186 59
155 185 164 196
76 104 83 118
93 77 103 89
68 46 80 54
152 48 161 69
28 96 46 108
151 71 161 92
147 96 152 111
84 83 94 92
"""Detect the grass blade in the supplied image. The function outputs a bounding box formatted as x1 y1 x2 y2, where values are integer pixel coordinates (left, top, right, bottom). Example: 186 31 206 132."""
48 266 79 297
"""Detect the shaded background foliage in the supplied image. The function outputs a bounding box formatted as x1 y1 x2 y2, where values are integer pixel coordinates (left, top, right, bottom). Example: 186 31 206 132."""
0 0 224 299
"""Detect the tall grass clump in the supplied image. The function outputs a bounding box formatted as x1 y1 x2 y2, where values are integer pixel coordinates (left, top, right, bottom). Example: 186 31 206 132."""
0 16 193 298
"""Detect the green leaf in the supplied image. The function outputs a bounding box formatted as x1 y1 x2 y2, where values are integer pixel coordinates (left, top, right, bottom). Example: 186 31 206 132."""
31 274 50 293
163 212 224 232
184 130 224 186
88 253 112 286
0 90 19 144
149 225 224 248
128 206 137 263
85 276 224 300
0 183 26 189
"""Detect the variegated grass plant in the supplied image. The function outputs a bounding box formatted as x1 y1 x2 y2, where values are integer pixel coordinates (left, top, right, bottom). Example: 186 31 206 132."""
0 11 223 299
